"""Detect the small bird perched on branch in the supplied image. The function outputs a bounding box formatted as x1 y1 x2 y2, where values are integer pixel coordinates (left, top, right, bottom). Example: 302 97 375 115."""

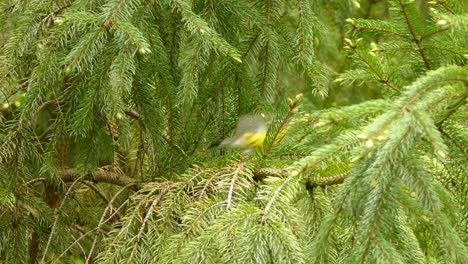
219 94 303 154
220 114 268 154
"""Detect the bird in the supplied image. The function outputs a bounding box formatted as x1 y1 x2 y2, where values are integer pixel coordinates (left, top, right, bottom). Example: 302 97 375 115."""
220 114 268 154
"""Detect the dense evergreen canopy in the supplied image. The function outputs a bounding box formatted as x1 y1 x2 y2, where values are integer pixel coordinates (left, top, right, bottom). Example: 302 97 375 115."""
0 0 466 263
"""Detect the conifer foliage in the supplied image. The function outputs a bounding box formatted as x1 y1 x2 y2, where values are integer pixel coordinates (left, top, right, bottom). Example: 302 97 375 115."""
0 0 466 263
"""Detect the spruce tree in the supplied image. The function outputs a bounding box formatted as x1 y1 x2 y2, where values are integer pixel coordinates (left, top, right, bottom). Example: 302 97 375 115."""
0 0 466 263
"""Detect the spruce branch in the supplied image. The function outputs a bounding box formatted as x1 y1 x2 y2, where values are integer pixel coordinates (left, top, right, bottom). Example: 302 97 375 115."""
420 28 449 40
86 180 146 263
423 45 467 57
60 168 138 189
198 170 225 200
313 99 390 128
437 14 468 28
347 19 402 36
345 40 400 92
227 162 243 210
360 126 413 262
64 28 107 73
398 0 431 70
306 173 347 188
407 108 447 157
113 20 151 53
242 33 261 61
137 182 173 238
266 16 328 96
435 93 467 127
434 0 455 15
122 182 173 262
20 177 46 187
54 188 133 262
102 0 142 26
124 109 187 157
42 175 83 263
438 128 467 160
99 183 165 259
253 168 347 188
296 0 307 59
261 43 270 97
81 181 111 207
171 0 242 63
261 176 294 224
263 94 302 158
55 11 100 25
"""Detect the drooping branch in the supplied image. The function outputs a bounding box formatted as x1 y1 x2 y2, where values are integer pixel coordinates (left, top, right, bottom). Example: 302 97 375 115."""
60 168 139 190
436 94 467 127
398 0 431 70
306 173 347 187
346 42 401 93
56 165 345 195
124 109 187 157
253 168 347 187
